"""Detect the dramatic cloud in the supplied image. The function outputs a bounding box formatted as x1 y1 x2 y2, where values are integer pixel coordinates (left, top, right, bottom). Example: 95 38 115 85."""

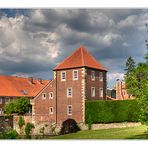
0 9 148 88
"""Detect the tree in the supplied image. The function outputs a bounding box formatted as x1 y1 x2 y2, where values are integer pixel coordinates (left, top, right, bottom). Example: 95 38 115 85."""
125 55 148 126
145 23 148 64
125 56 136 75
4 97 30 115
18 116 25 135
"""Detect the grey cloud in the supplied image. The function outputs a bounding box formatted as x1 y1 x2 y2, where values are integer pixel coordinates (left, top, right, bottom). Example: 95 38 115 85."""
0 9 148 88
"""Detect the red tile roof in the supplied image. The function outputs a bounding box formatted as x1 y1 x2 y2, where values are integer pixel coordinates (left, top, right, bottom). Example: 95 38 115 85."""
54 46 107 71
0 75 50 97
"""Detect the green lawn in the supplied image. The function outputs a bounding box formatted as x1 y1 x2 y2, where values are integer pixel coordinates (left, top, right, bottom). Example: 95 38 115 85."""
49 125 148 139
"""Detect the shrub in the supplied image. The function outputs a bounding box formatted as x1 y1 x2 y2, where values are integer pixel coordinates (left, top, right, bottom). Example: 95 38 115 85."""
0 130 19 139
60 118 80 135
85 100 140 123
18 116 25 134
25 122 35 138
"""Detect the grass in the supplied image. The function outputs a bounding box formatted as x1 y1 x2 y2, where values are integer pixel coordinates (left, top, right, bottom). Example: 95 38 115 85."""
49 125 148 139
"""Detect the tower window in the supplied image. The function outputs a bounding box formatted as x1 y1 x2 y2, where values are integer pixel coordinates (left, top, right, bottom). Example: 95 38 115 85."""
99 88 103 97
91 87 95 97
73 70 78 80
99 72 103 81
91 71 95 81
67 88 72 97
61 71 66 81
67 105 72 115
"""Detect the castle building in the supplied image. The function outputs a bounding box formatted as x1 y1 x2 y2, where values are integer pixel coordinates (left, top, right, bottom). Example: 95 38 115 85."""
116 79 134 100
0 46 107 125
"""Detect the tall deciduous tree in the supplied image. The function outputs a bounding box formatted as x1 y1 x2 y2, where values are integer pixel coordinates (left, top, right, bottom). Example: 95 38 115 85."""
125 24 148 126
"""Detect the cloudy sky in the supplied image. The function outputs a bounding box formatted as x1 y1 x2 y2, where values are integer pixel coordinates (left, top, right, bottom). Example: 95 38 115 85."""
0 9 147 88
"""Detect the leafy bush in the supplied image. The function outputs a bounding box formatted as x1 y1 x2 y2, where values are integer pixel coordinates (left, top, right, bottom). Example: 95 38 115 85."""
85 100 140 123
18 116 25 134
0 130 19 139
60 118 80 135
25 122 35 138
4 97 30 115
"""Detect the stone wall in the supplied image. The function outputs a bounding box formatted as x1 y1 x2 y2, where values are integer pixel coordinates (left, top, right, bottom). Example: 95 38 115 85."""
0 116 13 133
79 122 141 130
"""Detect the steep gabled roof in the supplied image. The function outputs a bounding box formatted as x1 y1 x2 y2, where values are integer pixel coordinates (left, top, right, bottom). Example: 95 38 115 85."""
0 75 50 97
54 46 107 71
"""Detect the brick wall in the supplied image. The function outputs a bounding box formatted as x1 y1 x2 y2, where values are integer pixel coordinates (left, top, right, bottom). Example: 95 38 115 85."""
32 80 56 124
85 67 107 100
56 68 83 125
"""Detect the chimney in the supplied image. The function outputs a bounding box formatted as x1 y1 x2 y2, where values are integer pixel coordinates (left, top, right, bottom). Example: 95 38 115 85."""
28 77 34 84
38 78 43 84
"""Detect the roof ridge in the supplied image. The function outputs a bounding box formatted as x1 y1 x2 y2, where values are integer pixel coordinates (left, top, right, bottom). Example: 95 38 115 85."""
54 48 79 70
81 46 85 66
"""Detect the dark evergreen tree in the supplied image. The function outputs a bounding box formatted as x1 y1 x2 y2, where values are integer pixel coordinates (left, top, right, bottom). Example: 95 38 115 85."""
125 56 136 75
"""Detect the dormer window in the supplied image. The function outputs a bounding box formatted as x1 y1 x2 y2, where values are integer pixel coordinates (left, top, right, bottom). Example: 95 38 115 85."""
99 72 103 81
73 70 78 80
91 71 95 81
61 71 66 81
42 93 46 100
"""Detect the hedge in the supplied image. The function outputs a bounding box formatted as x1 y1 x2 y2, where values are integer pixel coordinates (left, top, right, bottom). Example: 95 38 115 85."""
85 99 140 123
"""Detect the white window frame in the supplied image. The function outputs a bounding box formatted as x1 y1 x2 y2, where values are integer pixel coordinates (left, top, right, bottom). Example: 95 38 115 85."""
67 105 72 115
91 70 95 81
42 93 46 100
49 107 53 114
49 92 53 99
0 108 3 115
91 87 95 97
99 72 103 81
67 87 72 97
73 70 78 80
0 98 2 104
61 71 66 81
99 88 103 98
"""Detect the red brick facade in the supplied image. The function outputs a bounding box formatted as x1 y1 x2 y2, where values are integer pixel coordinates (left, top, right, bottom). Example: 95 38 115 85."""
116 79 134 100
32 46 107 125
0 46 107 126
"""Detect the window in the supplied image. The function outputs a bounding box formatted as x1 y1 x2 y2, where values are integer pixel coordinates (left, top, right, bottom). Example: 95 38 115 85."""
91 71 95 81
67 87 72 97
91 87 95 97
0 98 2 104
61 71 66 81
99 88 103 97
49 92 53 99
42 93 46 100
67 105 72 115
0 108 3 115
5 98 10 104
99 72 103 81
49 107 53 114
73 70 78 80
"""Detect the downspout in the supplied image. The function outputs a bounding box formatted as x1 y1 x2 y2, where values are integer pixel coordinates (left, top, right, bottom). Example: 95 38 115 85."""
55 70 58 124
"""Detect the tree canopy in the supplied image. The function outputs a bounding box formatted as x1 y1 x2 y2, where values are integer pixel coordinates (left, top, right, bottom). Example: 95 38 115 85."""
4 97 30 115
